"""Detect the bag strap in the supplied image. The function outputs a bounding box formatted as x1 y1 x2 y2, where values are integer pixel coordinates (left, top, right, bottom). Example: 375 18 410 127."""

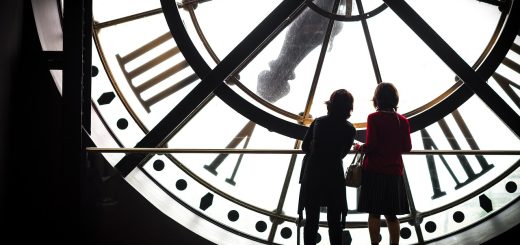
350 150 359 165
357 152 365 165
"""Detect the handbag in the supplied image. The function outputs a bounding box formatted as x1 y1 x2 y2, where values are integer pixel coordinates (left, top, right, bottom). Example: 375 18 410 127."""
345 151 364 187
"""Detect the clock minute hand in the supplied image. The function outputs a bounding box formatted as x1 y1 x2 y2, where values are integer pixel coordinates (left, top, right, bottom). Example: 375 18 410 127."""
383 0 520 138
115 0 306 177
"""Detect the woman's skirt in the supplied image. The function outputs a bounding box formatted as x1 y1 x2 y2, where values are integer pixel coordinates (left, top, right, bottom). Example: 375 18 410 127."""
357 170 410 215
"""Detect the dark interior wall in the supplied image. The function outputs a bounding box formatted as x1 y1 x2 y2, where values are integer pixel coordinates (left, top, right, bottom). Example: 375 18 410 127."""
2 0 70 242
0 0 23 226
0 1 212 244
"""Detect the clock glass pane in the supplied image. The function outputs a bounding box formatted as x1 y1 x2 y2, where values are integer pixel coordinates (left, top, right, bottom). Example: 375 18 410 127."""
177 0 501 126
94 9 201 134
89 0 520 244
166 96 299 210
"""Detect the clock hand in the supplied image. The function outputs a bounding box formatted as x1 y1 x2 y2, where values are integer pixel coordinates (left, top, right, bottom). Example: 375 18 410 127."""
383 0 520 138
355 0 382 84
302 0 343 120
115 0 306 177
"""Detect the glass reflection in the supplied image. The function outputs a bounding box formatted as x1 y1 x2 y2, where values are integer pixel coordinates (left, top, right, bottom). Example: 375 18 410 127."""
257 0 345 102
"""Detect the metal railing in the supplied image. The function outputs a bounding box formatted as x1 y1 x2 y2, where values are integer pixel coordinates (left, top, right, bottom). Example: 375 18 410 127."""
87 147 520 155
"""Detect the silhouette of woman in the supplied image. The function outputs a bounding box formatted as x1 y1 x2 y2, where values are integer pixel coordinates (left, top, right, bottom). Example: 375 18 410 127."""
356 82 412 245
298 89 356 245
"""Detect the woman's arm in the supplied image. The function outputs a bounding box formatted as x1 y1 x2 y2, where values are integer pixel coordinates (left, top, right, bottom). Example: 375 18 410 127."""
302 121 315 153
360 114 377 153
341 126 356 158
402 117 412 153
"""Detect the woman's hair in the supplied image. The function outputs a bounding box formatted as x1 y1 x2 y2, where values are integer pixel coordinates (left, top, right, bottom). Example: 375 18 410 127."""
372 82 399 111
326 89 354 119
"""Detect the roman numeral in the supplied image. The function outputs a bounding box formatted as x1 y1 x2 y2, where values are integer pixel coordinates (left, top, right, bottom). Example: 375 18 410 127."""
421 109 494 199
116 32 199 112
493 72 520 108
492 41 520 110
203 121 256 185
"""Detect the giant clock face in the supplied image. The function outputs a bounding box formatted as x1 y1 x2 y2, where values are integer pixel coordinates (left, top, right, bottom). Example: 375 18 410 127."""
36 0 520 244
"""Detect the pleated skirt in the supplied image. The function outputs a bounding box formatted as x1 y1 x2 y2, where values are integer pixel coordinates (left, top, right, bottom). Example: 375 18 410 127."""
357 170 410 215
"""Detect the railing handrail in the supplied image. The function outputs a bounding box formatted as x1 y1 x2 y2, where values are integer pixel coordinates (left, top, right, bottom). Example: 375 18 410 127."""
86 147 520 155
